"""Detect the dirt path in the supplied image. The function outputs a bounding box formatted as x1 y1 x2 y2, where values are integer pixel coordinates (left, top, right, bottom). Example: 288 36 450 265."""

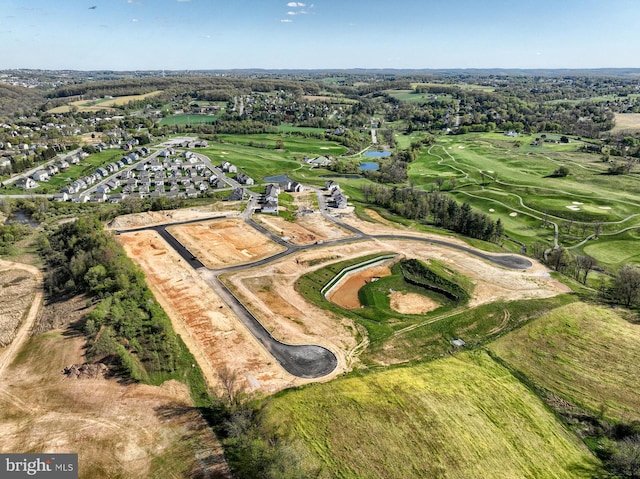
0 260 43 378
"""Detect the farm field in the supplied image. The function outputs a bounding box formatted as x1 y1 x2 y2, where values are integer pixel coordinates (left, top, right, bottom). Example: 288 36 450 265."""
489 302 640 422
214 132 348 160
612 112 640 133
158 113 218 126
46 91 163 113
262 351 601 479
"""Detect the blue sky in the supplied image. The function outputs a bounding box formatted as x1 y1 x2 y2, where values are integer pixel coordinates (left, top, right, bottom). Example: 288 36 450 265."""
1 0 639 70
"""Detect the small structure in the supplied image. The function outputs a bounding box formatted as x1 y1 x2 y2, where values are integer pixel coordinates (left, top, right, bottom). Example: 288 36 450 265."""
226 188 245 201
325 180 339 192
32 169 49 182
16 177 38 189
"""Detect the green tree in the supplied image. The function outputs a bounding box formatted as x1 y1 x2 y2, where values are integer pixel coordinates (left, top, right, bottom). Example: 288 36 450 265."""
612 265 640 307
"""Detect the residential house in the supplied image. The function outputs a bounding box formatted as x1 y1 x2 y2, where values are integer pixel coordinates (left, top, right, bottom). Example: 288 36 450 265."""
262 200 278 214
264 183 280 202
53 192 69 202
226 188 245 201
32 170 49 182
16 177 38 189
236 172 254 185
325 180 339 192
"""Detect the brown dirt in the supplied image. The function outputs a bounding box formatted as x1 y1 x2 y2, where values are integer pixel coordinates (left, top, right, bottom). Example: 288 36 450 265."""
167 218 286 268
106 204 243 231
116 230 312 395
255 212 354 245
0 262 231 479
114 206 570 390
389 292 440 315
0 265 38 348
327 266 392 309
363 209 398 227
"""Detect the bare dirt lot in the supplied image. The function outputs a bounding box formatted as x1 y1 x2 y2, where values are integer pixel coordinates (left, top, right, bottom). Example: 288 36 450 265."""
106 204 243 231
114 207 569 393
0 263 39 348
116 230 316 395
255 190 355 245
0 262 231 479
255 211 354 245
389 292 441 314
167 217 286 268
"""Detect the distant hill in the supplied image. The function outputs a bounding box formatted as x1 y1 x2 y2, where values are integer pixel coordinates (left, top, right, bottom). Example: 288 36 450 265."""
0 83 46 118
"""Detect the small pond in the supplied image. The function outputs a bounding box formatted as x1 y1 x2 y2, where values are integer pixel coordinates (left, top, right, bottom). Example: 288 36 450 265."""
4 209 39 227
263 174 293 183
359 162 380 171
364 151 391 158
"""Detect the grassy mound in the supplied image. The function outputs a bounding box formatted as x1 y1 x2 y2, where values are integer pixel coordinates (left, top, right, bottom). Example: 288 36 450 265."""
489 302 640 422
263 351 601 479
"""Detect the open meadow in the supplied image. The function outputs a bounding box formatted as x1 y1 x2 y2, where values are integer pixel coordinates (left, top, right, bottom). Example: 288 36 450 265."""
46 91 163 114
489 302 640 422
262 351 601 479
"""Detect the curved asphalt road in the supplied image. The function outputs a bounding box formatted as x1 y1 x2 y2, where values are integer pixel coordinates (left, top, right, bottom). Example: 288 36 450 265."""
118 210 532 379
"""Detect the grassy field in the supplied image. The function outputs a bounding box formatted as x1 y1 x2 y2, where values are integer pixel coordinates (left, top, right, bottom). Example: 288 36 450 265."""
411 82 496 93
408 132 640 268
385 89 454 104
47 91 163 114
159 113 218 126
612 113 640 133
263 351 600 479
489 302 640 422
199 134 348 183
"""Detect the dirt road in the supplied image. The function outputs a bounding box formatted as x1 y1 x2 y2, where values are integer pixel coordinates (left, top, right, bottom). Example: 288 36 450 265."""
0 260 43 378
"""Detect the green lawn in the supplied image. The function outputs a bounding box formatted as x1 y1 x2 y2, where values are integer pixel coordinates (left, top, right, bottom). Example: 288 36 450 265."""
158 114 218 126
406 132 640 267
263 351 601 479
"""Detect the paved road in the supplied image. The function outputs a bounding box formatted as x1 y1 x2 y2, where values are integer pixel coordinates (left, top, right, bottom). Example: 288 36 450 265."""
122 207 533 380
119 216 338 379
203 273 337 378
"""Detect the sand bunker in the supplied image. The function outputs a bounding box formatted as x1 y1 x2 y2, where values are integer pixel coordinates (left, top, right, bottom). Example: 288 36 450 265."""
509 212 518 217
489 208 495 213
566 205 580 211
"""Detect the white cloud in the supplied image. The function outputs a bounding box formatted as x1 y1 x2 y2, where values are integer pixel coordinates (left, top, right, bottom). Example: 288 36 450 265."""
287 2 306 6
286 11 297 15
131 18 139 22
177 0 191 2
281 19 293 23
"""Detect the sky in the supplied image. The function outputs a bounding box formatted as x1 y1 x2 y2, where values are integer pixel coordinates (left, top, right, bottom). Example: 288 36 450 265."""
1 0 639 71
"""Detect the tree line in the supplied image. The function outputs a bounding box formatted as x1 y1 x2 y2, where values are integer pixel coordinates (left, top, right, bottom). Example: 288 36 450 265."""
362 184 504 242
